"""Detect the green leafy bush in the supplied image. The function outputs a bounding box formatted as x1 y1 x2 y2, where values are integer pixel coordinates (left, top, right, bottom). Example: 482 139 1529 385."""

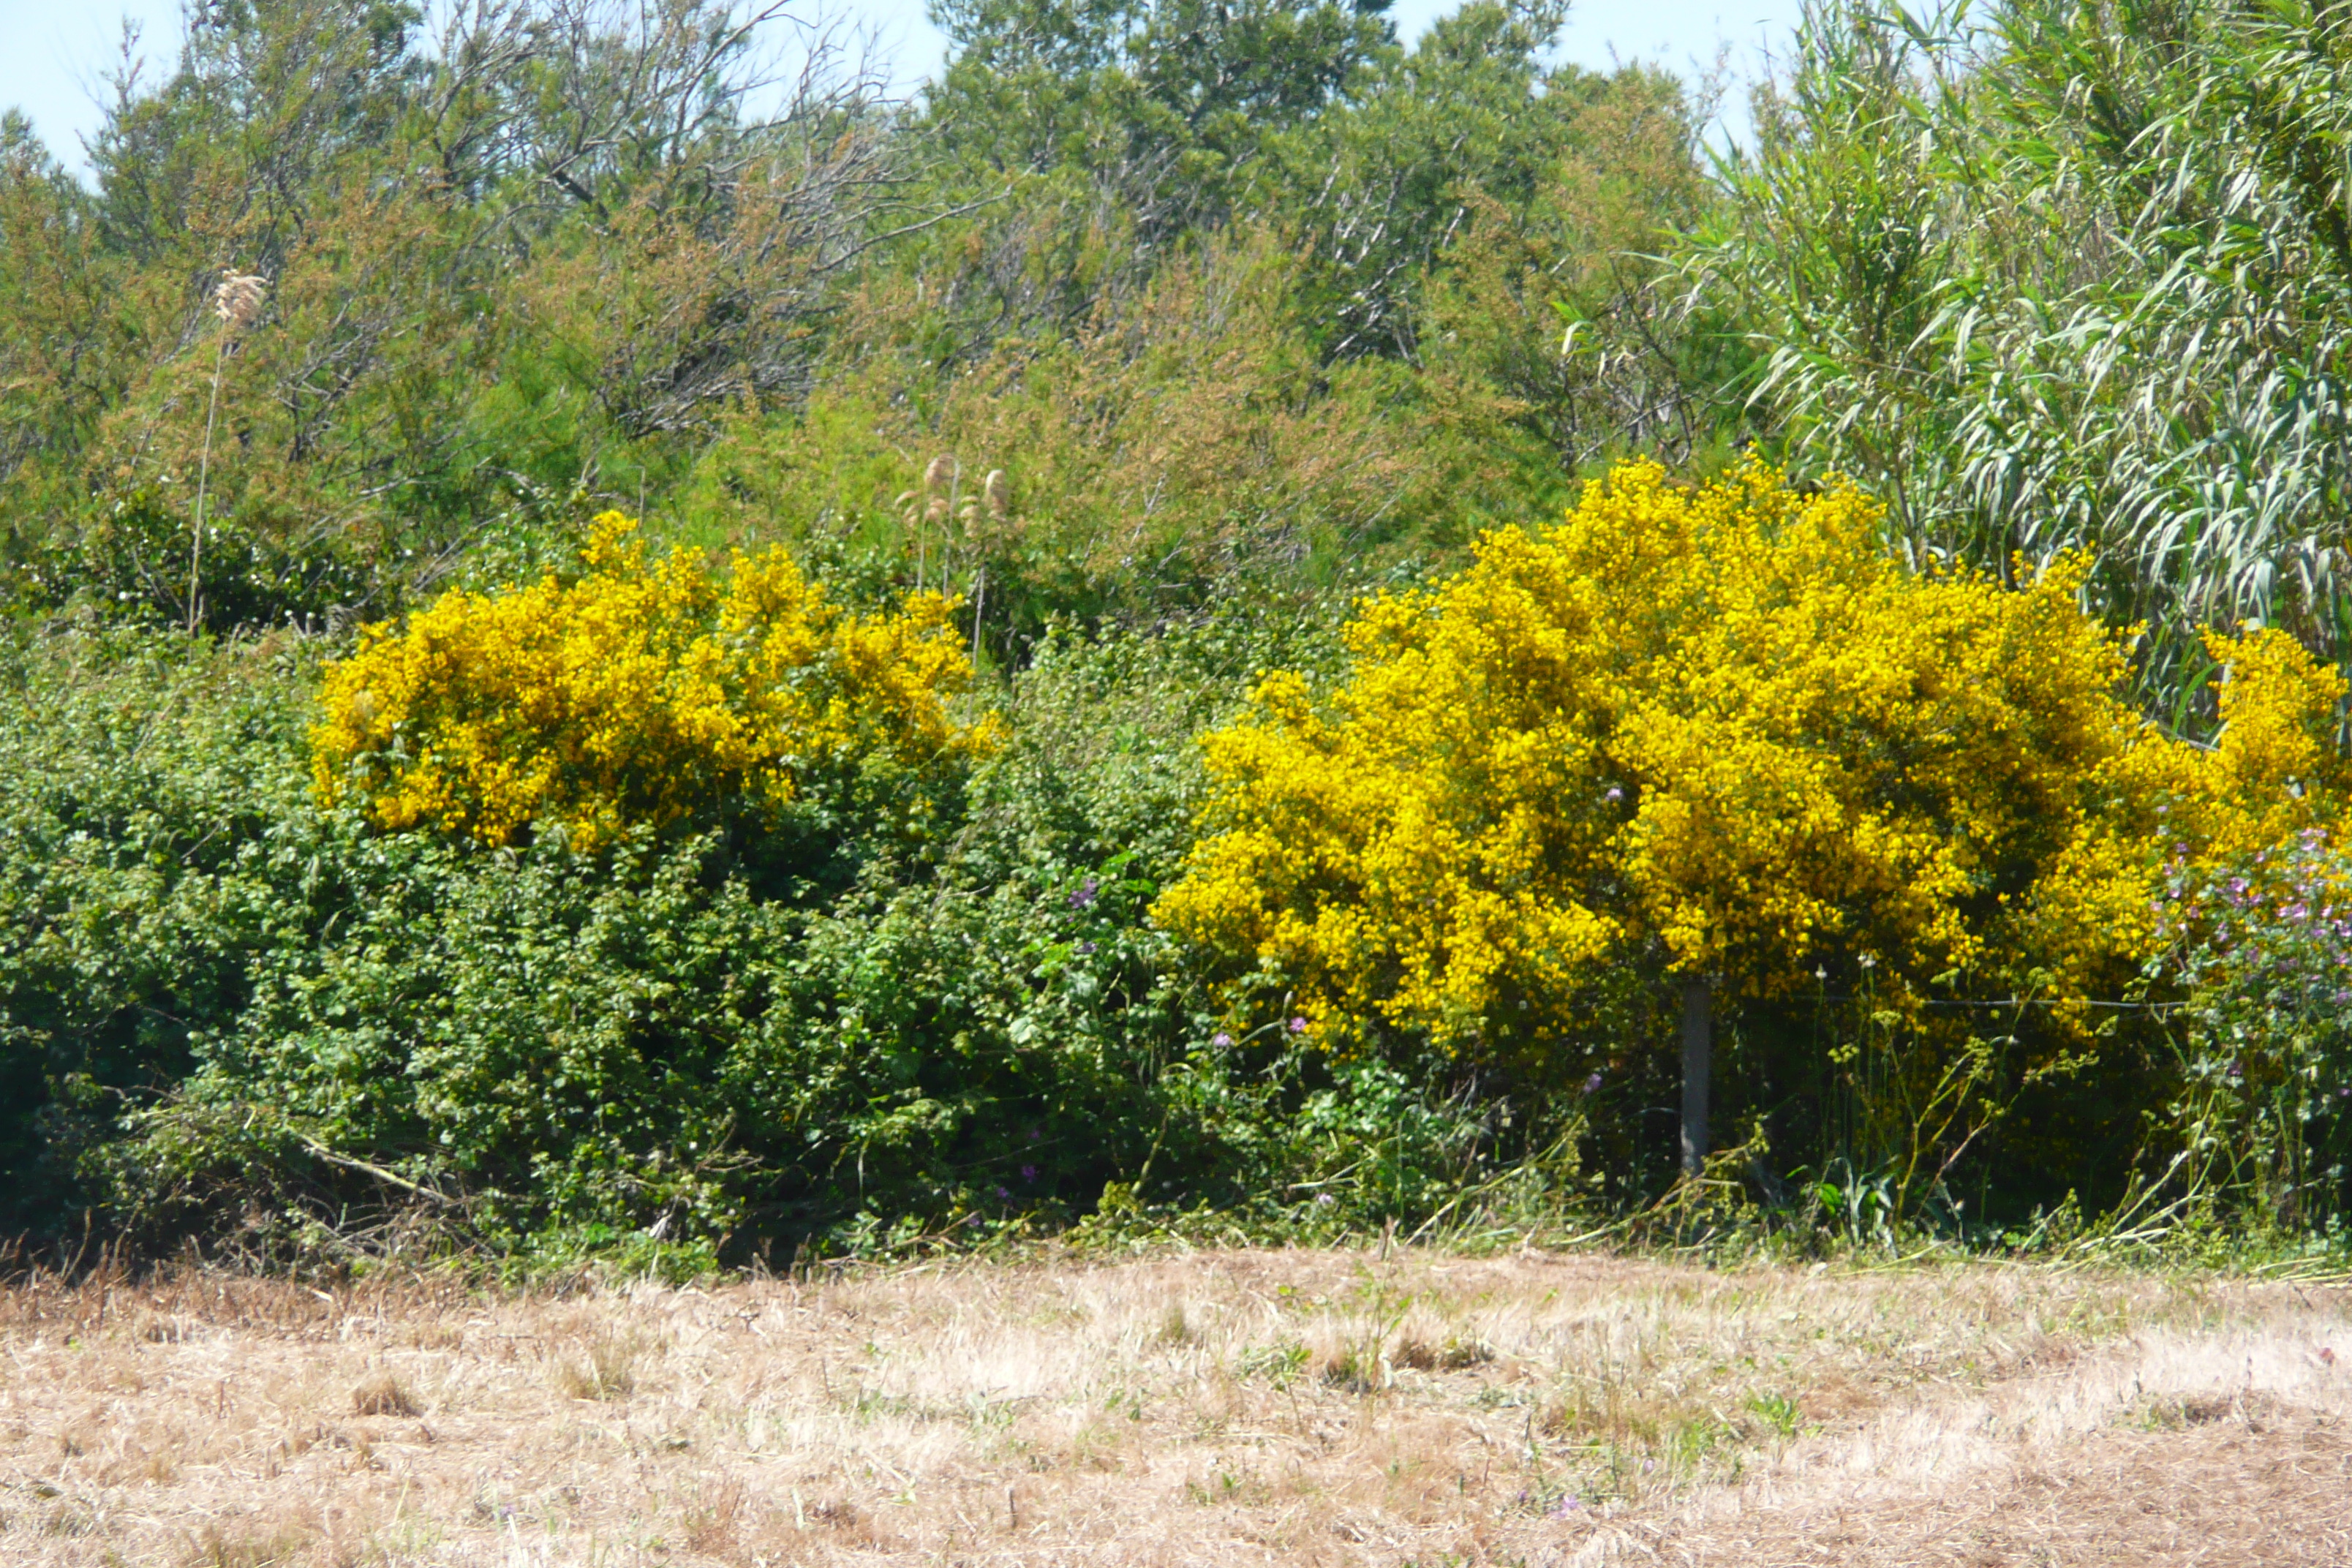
2153 831 2352 1233
0 625 328 1239
4 601 1571 1264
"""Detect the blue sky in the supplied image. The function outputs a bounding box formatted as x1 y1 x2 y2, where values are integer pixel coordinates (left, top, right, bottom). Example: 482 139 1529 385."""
0 0 1801 176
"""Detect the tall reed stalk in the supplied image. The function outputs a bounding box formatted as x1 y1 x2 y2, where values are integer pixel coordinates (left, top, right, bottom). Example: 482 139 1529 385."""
191 271 268 636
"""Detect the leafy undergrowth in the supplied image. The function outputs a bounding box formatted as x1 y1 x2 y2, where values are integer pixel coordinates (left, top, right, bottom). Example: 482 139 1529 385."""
0 1245 2345 1565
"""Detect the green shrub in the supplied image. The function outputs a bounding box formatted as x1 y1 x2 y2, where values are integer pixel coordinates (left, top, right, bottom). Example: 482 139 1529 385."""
102 617 1234 1255
0 625 327 1239
2152 832 2352 1234
3 600 1572 1263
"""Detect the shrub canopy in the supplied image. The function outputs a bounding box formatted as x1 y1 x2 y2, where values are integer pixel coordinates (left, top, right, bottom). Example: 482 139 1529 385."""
312 516 995 848
1158 461 2347 1059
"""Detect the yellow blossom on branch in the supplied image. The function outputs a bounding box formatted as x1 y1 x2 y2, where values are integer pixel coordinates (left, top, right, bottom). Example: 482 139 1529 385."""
1155 460 2345 1056
310 513 995 848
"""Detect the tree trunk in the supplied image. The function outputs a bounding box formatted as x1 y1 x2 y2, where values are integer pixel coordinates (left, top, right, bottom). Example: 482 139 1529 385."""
1680 976 1711 1180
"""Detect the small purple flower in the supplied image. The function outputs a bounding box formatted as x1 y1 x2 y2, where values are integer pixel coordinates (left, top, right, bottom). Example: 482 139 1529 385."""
1213 1031 1234 1048
1021 1164 1039 1183
1582 1071 1603 1096
1289 1017 1308 1034
1077 941 1096 955
995 1185 1012 1199
1068 876 1098 910
1552 1496 1585 1517
1604 786 1624 804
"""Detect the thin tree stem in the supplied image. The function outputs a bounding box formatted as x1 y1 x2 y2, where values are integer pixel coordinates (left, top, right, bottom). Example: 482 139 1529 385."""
1680 975 1711 1180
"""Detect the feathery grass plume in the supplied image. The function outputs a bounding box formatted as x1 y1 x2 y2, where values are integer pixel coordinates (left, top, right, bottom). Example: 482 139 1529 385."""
190 270 269 633
213 272 267 329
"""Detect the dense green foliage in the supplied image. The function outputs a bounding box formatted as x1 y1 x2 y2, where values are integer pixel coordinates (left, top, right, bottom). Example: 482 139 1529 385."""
2154 832 2352 1237
4 0 2352 1267
0 608 1570 1262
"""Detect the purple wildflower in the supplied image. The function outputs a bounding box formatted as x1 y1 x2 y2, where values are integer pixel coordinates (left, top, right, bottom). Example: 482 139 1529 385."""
1069 876 1098 910
1582 1071 1603 1096
1213 1031 1234 1048
1289 1017 1308 1034
1021 1164 1039 1183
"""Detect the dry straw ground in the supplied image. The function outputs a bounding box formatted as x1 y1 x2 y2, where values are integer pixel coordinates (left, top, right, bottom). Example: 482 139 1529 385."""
0 1246 2345 1566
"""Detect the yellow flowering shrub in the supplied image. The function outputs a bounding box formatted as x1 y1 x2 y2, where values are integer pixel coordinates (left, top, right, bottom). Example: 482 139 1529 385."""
312 514 994 847
1156 461 2344 1055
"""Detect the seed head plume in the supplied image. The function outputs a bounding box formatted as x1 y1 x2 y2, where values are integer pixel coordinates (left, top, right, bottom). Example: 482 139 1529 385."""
213 271 268 330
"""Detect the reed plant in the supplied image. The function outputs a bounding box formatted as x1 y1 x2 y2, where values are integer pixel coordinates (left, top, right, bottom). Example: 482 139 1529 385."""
189 270 265 635
1698 0 2352 690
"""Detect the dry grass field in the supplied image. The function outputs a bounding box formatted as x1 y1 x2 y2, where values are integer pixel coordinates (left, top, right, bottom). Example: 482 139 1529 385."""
0 1245 2345 1567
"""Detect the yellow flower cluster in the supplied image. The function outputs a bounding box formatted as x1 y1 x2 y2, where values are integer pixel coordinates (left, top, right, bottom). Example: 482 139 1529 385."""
312 514 993 848
1156 460 2344 1053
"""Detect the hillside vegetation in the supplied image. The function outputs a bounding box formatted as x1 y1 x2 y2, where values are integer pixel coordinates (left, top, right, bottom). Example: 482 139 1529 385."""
4 0 2352 1270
